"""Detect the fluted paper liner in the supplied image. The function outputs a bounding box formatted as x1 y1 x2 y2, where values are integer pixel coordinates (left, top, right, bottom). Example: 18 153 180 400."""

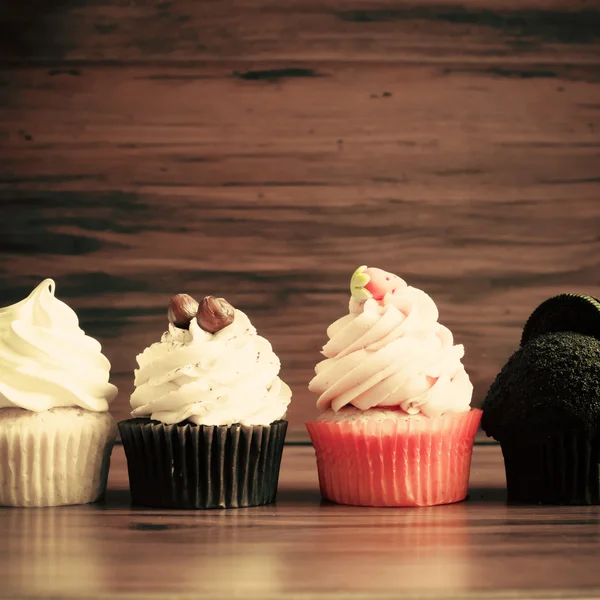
118 419 288 509
501 432 600 505
306 409 482 507
0 408 116 507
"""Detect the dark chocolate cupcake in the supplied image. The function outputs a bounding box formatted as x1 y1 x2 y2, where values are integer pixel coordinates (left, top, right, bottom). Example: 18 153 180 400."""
118 293 292 509
482 294 600 505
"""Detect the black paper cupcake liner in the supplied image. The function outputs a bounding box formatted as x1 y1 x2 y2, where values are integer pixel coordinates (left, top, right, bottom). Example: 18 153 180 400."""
118 419 288 509
501 432 600 505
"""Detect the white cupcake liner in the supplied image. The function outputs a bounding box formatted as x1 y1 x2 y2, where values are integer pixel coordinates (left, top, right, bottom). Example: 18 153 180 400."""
0 408 116 507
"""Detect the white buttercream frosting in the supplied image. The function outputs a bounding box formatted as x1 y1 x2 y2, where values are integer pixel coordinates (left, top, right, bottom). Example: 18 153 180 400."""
130 309 291 426
309 276 473 418
0 279 118 412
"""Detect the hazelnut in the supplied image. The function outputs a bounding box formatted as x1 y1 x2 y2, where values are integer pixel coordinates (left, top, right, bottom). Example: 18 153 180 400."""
197 296 235 333
168 293 199 329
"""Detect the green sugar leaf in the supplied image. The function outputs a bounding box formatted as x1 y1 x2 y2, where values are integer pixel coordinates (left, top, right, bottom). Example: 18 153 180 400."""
350 265 372 301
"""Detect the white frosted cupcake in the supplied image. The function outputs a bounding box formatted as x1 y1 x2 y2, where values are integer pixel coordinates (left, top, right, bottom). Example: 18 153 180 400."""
0 279 118 507
119 293 291 509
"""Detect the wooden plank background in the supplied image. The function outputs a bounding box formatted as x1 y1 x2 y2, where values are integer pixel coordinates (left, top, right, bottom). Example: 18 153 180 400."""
1 0 599 438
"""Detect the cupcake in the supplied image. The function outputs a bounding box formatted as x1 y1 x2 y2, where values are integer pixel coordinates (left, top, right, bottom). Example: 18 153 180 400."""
482 293 600 505
0 279 118 507
119 293 291 509
306 266 481 507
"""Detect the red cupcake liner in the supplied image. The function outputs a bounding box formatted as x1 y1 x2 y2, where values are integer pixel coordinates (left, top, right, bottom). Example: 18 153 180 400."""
306 409 482 507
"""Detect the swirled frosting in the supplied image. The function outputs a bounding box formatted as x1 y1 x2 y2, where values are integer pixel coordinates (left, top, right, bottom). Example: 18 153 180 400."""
130 310 292 426
309 268 473 418
0 279 118 412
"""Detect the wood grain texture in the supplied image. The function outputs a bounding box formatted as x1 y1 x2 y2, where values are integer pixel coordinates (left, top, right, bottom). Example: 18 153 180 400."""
1 0 600 434
2 0 600 63
3 444 600 599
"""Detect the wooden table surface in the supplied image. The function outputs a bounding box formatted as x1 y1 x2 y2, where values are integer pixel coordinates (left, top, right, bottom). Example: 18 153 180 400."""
2 442 600 600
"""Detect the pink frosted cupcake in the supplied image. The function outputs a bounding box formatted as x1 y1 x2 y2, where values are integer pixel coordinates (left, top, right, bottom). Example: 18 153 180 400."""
306 266 481 507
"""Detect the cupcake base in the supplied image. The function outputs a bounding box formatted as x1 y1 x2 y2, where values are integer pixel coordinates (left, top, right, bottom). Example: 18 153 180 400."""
0 408 116 507
118 418 288 509
501 433 600 505
306 409 482 507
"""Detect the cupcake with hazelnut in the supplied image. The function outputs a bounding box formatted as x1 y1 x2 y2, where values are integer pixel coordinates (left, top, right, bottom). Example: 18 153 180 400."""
306 266 481 507
119 293 291 509
0 279 118 507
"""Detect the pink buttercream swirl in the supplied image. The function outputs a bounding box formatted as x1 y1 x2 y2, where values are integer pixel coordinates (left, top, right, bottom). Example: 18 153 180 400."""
309 274 473 417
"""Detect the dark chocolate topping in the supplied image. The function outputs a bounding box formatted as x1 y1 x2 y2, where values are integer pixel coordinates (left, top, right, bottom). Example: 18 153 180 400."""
482 331 600 441
521 294 600 347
